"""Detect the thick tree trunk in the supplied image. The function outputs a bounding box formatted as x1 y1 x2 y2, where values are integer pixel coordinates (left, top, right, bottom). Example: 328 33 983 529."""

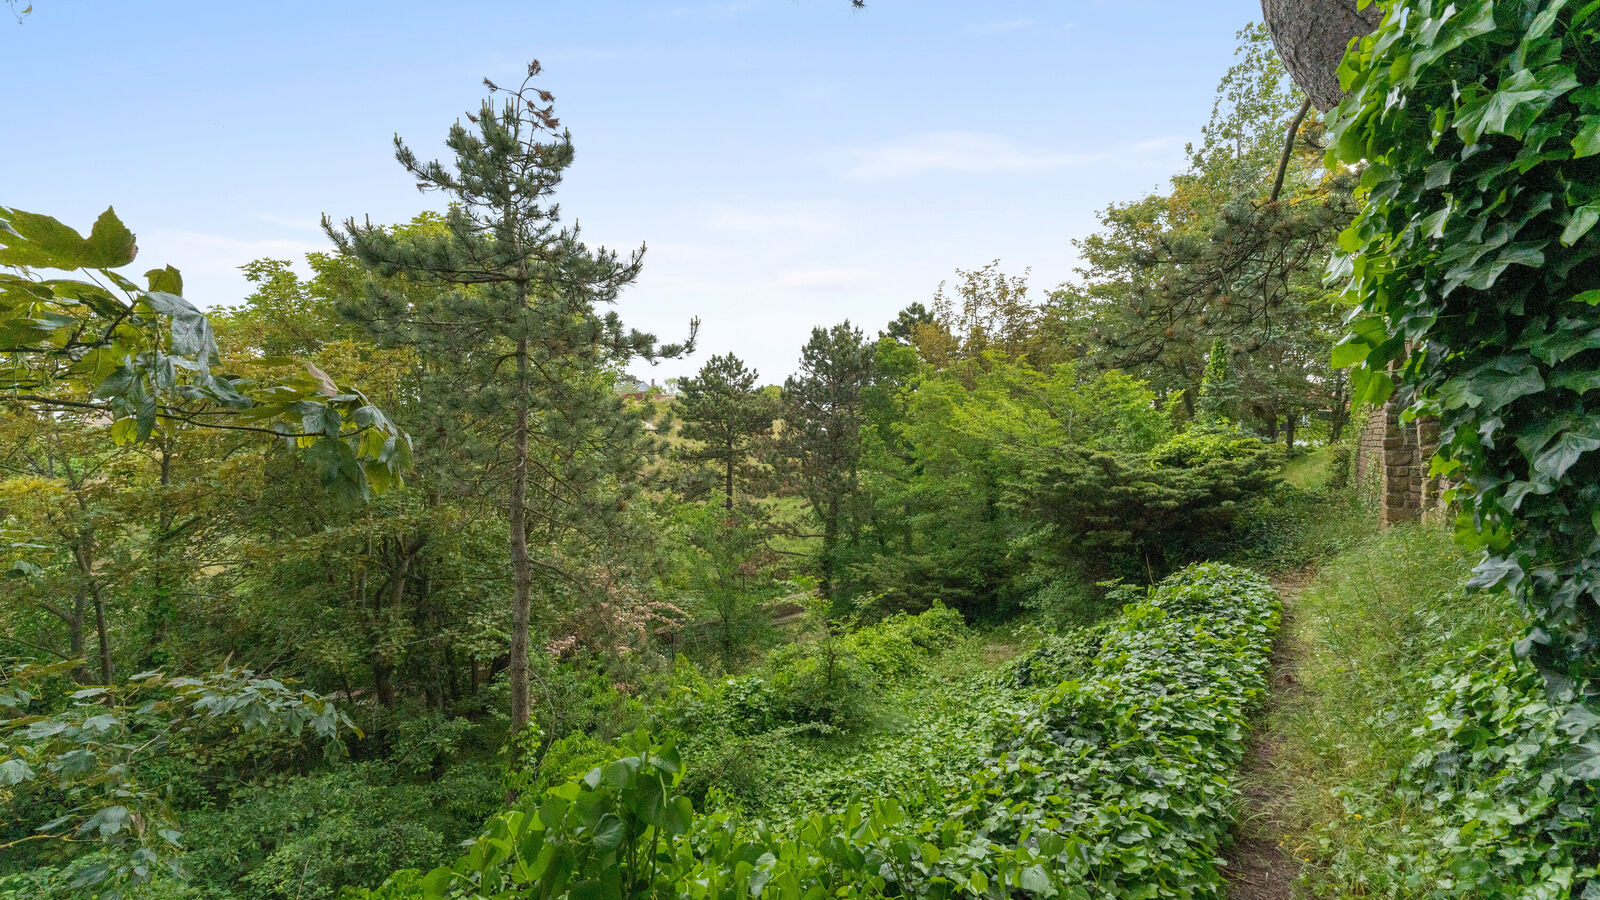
1260 0 1383 111
373 661 396 708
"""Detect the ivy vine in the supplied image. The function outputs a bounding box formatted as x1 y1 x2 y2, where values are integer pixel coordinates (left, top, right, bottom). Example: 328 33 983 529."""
1329 0 1600 710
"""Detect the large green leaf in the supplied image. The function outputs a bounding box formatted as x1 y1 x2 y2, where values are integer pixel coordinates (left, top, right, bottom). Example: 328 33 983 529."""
1572 115 1600 158
1561 202 1600 246
0 206 137 270
1533 429 1600 481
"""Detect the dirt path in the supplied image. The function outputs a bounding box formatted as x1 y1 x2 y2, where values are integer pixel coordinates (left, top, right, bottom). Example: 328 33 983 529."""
1222 570 1313 900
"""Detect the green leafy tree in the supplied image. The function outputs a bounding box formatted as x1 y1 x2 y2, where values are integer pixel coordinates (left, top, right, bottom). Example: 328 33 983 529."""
327 62 693 738
920 262 1040 368
1065 25 1353 442
1197 338 1234 423
0 660 355 894
0 206 410 494
661 502 775 669
879 302 935 345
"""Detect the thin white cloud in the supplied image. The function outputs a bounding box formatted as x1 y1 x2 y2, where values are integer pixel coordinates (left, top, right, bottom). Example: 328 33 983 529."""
844 131 1106 181
967 18 1036 35
706 202 842 234
255 213 323 231
771 268 873 290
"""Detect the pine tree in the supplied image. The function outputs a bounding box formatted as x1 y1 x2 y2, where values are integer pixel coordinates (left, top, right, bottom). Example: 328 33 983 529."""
675 353 774 511
327 62 693 738
782 322 874 600
880 302 935 345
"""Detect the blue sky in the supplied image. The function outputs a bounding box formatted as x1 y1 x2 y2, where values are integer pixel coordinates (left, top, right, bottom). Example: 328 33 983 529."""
5 0 1262 383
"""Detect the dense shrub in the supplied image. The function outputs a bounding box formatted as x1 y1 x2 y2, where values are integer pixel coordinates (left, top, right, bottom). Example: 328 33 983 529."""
177 761 503 900
1019 572 1103 630
1016 431 1282 585
1226 482 1371 573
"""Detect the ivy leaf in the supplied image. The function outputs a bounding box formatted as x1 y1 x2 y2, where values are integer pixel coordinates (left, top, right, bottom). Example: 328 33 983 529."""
1532 429 1600 481
1550 369 1600 393
1440 365 1543 411
1572 115 1600 158
1455 67 1577 143
1332 315 1389 368
1469 555 1525 592
1561 202 1600 246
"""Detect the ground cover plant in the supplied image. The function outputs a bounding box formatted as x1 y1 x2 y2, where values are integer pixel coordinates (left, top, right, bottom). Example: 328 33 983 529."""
349 563 1279 900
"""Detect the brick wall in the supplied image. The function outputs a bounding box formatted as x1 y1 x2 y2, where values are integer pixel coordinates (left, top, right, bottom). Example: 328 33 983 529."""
1354 401 1445 527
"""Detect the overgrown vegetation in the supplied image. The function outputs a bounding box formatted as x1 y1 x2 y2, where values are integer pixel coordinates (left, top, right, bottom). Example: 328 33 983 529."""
354 564 1279 900
8 3 1599 897
1260 524 1600 897
1331 0 1600 696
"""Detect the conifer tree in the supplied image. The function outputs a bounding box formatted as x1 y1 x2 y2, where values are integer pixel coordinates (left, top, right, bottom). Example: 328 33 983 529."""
327 62 693 738
782 322 874 600
880 302 935 345
675 353 773 511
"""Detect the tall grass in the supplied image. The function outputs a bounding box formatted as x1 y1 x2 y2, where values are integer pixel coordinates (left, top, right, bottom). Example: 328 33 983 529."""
1267 522 1599 898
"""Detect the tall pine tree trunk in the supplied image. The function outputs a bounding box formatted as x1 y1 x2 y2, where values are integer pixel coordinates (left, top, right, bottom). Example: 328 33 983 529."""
1260 0 1383 110
509 333 534 737
821 495 839 600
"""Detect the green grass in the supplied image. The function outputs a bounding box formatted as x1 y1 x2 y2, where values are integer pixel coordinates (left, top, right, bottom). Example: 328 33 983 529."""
1259 521 1600 898
1280 446 1334 491
1268 526 1480 838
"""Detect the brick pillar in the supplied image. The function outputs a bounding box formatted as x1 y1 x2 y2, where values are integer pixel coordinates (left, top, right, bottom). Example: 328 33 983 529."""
1353 401 1433 527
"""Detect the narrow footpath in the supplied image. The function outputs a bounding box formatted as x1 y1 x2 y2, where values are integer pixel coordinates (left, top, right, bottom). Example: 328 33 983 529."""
1222 571 1313 900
